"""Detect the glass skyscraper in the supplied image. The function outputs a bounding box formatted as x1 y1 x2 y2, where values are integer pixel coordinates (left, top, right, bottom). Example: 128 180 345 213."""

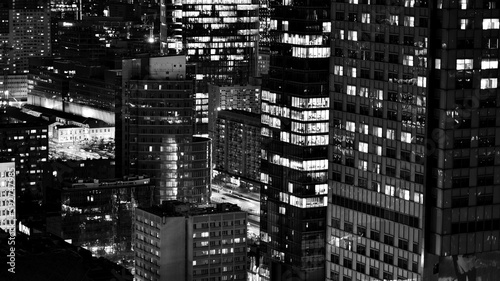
260 0 331 279
327 1 499 281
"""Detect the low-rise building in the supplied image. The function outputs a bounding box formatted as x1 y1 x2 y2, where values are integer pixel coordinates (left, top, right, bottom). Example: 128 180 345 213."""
46 175 154 263
134 201 247 281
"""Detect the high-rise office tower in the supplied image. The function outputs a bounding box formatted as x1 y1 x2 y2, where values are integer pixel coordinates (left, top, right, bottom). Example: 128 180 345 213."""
0 0 51 105
259 0 331 279
160 0 259 134
117 56 212 204
328 1 499 281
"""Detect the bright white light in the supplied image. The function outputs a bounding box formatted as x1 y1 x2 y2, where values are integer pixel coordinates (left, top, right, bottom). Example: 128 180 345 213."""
148 37 155 43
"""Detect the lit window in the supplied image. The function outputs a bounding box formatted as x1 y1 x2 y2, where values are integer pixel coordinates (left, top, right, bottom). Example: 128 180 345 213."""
359 142 368 153
435 58 441 69
373 126 383 137
385 184 395 196
348 30 358 41
375 145 382 156
347 85 356 96
359 87 369 97
459 0 468 9
387 129 395 140
481 59 498 69
403 55 413 66
361 13 370 24
481 78 498 89
404 0 415 7
346 121 356 132
390 15 398 25
358 160 368 171
483 18 500 30
334 65 343 75
456 59 473 70
417 76 427 87
404 16 414 27
401 132 412 143
460 19 471 30
349 0 358 3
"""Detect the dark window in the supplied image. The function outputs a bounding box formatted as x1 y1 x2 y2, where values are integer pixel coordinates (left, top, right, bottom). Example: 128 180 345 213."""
398 258 408 270
332 172 341 182
357 244 366 255
478 137 495 147
477 176 494 186
454 138 471 148
400 170 411 181
404 36 414 46
357 225 366 237
331 254 340 264
348 13 358 22
334 48 344 57
389 34 399 44
370 230 380 241
387 110 398 121
345 175 354 185
412 261 419 273
375 52 385 62
356 262 365 273
451 196 469 208
346 158 355 168
370 248 379 260
458 39 474 49
388 91 399 101
334 101 343 111
333 84 342 93
384 235 394 246
344 258 353 269
332 218 340 229
348 49 358 59
479 155 494 167
344 222 353 233
383 253 394 264
358 178 368 189
375 33 385 43
383 272 394 280
336 12 344 21
398 239 409 250
361 32 371 42
374 71 384 81
413 242 419 254
479 118 496 127
360 68 370 79
419 17 428 27
360 106 369 116
452 177 469 188
401 150 411 162
373 107 383 118
415 173 424 184
346 103 356 113
369 267 379 278
331 272 339 281
386 166 396 177
386 148 396 159
477 195 493 206
453 157 469 168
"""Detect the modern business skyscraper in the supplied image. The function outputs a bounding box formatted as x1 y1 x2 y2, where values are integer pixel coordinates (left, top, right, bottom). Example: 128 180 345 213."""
259 0 331 279
328 1 499 281
117 56 212 204
160 0 259 134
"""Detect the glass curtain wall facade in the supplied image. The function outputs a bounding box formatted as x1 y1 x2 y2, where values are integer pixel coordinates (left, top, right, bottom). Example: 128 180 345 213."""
425 1 500 280
327 1 429 281
259 0 331 279
124 79 211 204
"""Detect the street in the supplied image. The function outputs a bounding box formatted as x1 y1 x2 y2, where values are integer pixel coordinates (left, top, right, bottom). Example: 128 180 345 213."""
211 184 260 239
